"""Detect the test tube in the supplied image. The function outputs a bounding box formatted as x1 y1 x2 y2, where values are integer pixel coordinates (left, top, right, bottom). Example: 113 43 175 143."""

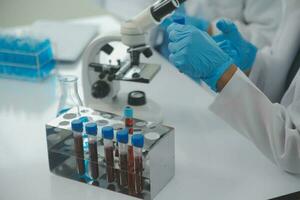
124 106 135 194
131 134 144 195
71 119 85 176
124 106 134 134
117 129 129 187
85 123 99 180
79 116 90 152
102 126 115 183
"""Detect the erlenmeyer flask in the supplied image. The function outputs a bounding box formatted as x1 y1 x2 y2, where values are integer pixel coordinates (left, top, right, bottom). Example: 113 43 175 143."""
57 75 83 116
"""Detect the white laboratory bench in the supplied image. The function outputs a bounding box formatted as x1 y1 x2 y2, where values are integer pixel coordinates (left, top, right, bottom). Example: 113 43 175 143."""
0 16 300 200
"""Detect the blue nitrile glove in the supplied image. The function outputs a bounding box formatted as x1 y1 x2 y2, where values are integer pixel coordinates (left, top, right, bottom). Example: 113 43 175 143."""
167 23 234 91
158 5 210 59
213 19 257 71
159 13 210 59
161 13 210 32
185 15 210 32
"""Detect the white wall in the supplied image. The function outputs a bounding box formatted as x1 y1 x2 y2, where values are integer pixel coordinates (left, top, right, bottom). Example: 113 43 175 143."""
0 0 107 27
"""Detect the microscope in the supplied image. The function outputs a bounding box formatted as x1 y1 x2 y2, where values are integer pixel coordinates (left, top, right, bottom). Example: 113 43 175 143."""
82 0 186 123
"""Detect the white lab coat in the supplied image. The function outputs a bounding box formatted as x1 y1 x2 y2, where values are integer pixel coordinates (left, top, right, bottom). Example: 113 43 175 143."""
210 0 300 174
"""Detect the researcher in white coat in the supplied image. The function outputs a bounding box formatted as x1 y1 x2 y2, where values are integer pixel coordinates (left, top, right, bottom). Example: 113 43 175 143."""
98 0 297 101
166 0 300 173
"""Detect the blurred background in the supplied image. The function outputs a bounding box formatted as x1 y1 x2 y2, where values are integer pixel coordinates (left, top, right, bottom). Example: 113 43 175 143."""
0 0 108 27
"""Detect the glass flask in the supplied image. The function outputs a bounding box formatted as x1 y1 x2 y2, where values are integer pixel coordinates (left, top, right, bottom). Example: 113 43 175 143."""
57 75 83 116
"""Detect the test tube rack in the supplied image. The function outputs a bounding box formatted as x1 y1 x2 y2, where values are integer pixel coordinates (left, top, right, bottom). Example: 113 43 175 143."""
45 107 175 199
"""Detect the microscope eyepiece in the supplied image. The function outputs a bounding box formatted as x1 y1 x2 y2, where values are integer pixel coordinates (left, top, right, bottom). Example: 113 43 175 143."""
150 0 186 22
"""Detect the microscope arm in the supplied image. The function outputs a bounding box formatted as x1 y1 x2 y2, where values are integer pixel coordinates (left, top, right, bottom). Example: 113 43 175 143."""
121 0 187 48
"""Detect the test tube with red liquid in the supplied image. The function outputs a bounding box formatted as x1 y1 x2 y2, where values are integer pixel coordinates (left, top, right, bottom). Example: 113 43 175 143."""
131 134 144 195
71 119 85 176
124 106 135 194
86 123 99 180
102 126 115 183
117 129 129 187
124 106 134 134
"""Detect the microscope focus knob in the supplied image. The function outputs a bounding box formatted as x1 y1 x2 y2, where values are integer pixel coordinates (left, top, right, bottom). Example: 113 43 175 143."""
128 91 146 106
142 48 153 58
91 80 110 98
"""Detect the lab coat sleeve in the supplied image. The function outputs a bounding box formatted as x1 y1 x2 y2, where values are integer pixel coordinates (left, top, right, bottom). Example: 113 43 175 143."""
209 69 300 174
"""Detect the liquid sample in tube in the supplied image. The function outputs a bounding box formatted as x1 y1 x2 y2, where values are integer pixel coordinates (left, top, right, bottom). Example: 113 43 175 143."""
71 119 85 176
89 141 99 179
74 136 85 175
134 156 143 194
117 129 129 187
105 146 114 182
86 123 99 180
120 152 128 186
102 126 115 183
124 106 135 194
132 134 144 194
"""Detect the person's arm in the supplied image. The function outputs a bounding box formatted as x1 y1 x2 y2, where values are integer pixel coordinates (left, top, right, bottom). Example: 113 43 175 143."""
211 68 300 174
207 25 213 35
217 65 237 92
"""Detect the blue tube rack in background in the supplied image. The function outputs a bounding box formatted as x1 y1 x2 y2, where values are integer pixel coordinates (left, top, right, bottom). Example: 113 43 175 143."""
0 34 55 81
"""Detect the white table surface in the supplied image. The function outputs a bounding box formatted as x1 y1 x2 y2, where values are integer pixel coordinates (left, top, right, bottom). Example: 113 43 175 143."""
1 16 300 200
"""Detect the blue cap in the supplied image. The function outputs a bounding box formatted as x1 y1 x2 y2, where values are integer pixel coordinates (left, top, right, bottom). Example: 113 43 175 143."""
131 134 144 148
172 15 185 25
79 116 89 123
102 126 114 140
117 129 129 144
124 106 133 118
71 119 83 132
85 123 97 136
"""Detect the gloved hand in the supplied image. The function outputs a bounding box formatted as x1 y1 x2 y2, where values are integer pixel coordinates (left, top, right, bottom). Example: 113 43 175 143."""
158 7 210 59
167 23 234 91
213 19 257 71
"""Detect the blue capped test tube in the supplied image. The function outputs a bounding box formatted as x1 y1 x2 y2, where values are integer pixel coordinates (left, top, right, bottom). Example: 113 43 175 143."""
71 119 85 176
